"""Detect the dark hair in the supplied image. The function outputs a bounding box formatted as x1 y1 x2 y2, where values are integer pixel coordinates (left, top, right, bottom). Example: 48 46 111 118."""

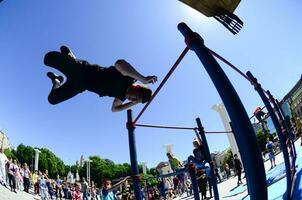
133 85 152 103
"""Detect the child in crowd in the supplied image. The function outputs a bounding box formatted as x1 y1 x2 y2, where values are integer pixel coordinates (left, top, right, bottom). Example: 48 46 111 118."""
102 179 116 200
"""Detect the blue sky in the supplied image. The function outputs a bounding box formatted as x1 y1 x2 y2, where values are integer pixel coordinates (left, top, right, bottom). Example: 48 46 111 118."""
0 0 301 168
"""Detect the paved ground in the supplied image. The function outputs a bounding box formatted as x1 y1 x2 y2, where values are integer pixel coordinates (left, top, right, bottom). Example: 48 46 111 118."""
0 186 39 200
181 140 299 200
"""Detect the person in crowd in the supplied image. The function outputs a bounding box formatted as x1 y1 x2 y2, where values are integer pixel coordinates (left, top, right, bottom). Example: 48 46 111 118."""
294 116 302 145
73 182 82 200
157 178 168 200
55 174 63 199
102 179 116 200
22 163 31 193
197 169 207 200
40 175 49 200
32 170 39 195
81 177 89 200
0 148 8 186
14 161 23 191
90 181 98 200
233 154 243 186
8 158 17 193
45 171 54 199
266 138 276 169
121 180 130 200
172 176 180 196
214 168 221 183
62 177 70 199
18 163 24 191
224 163 230 179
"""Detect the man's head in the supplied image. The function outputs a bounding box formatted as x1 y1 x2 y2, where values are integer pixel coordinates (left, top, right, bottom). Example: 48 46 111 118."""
166 152 173 160
126 85 152 103
192 138 201 147
234 154 238 158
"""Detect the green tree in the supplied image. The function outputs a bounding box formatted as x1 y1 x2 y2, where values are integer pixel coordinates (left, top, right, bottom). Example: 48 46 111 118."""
38 148 65 177
256 130 275 153
223 148 233 168
4 148 18 161
15 144 34 167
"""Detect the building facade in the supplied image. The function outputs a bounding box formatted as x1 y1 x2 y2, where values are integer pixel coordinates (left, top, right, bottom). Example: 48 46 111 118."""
281 74 302 120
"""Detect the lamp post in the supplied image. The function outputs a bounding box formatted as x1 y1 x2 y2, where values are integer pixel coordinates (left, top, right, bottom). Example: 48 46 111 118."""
212 103 241 160
141 162 147 174
34 149 41 172
85 160 92 184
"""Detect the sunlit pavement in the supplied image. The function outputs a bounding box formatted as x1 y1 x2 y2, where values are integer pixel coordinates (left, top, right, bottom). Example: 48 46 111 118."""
0 186 39 200
180 139 301 200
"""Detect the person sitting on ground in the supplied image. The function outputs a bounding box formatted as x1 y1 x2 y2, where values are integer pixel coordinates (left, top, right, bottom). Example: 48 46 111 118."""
44 46 157 112
266 138 276 169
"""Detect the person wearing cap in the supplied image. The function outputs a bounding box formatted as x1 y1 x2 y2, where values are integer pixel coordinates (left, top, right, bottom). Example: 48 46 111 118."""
44 46 157 112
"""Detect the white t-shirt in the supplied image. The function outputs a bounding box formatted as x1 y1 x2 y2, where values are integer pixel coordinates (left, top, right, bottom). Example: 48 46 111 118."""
0 152 8 168
24 168 30 179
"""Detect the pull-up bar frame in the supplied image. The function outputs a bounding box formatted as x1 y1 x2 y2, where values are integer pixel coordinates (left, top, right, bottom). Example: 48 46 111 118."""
177 22 267 200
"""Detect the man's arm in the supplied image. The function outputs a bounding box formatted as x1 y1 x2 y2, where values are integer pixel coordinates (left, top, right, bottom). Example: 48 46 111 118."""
115 59 157 84
111 98 140 112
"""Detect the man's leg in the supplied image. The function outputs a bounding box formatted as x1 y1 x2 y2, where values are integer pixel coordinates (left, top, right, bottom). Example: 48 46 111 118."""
44 51 81 77
48 80 85 105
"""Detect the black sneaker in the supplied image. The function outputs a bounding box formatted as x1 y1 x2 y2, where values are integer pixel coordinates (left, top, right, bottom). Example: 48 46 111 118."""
47 72 64 83
60 45 76 59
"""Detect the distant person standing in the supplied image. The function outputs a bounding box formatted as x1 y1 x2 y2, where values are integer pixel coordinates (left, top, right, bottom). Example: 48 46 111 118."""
23 163 31 193
224 163 230 179
8 158 17 193
81 177 89 200
233 154 243 186
266 138 276 169
0 148 8 186
56 175 63 200
295 117 302 145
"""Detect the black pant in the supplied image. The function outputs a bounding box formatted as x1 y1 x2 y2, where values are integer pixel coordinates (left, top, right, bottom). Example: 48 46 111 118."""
23 177 30 192
44 51 86 105
8 174 16 191
56 186 62 199
237 170 242 183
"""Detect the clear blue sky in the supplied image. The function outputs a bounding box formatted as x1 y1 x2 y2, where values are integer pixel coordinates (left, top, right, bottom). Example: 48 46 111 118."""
0 0 301 168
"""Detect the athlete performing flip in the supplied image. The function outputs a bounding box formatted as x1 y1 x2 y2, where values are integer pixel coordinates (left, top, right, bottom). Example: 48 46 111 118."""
43 46 157 112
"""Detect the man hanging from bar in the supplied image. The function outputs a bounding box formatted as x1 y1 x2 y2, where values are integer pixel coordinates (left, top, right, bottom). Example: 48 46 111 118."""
43 46 157 112
178 0 243 34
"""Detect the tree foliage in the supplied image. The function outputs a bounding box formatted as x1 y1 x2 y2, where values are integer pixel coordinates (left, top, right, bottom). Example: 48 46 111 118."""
6 144 159 188
223 148 233 168
256 130 275 153
15 144 34 166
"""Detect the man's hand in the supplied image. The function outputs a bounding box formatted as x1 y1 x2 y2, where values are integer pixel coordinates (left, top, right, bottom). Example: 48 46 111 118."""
142 76 157 84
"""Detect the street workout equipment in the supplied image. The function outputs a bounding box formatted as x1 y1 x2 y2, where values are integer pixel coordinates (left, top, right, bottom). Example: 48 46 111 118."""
179 0 243 35
125 23 297 200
